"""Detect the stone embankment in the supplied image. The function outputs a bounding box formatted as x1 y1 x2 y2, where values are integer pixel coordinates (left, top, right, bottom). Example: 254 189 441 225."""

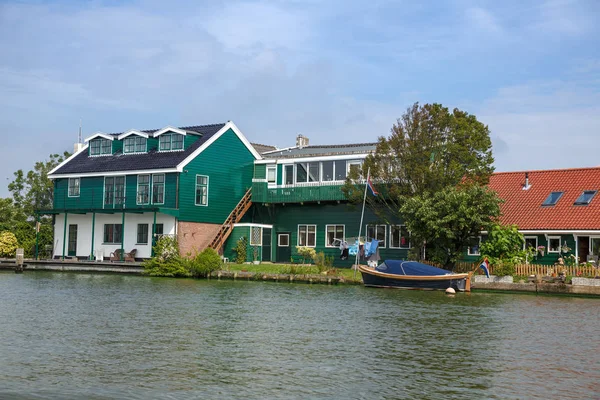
472 275 600 296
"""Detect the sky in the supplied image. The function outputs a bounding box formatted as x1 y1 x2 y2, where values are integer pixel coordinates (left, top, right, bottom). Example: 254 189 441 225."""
0 0 599 197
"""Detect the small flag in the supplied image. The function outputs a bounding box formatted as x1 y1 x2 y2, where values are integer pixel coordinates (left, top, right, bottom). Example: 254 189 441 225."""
479 258 490 278
367 175 379 196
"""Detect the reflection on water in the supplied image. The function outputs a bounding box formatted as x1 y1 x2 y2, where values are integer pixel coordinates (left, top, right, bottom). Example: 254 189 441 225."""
0 272 598 399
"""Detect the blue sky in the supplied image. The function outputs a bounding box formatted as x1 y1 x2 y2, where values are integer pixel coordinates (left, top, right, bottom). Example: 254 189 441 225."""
1 0 599 196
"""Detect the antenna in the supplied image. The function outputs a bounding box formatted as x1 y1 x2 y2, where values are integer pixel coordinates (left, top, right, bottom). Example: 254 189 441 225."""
78 118 82 144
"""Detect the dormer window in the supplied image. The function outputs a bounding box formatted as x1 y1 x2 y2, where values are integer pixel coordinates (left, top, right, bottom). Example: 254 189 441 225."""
542 191 563 206
574 190 597 205
124 136 147 154
90 138 112 156
159 133 184 151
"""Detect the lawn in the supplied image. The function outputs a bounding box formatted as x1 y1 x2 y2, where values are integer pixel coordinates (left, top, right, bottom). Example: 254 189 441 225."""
223 263 363 283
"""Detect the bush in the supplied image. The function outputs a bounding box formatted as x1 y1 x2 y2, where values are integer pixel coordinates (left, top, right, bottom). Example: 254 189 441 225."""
235 237 248 264
0 231 18 257
313 251 334 273
296 246 316 264
142 236 191 277
189 247 222 277
142 258 191 277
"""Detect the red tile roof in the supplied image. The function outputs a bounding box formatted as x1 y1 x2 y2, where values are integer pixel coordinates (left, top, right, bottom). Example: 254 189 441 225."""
489 167 600 230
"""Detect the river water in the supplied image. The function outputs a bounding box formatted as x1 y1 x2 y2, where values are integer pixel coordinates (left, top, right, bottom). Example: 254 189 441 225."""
0 272 598 399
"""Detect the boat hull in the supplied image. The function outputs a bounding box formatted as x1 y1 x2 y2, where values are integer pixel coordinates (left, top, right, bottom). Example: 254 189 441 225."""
359 265 467 291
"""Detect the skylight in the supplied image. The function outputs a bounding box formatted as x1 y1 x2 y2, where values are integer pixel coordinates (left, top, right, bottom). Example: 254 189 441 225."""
542 191 563 206
574 190 597 205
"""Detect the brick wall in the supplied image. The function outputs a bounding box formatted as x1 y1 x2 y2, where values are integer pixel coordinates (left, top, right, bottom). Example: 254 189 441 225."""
177 221 221 257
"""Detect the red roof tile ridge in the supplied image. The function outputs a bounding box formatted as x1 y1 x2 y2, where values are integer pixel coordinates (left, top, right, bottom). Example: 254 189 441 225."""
493 165 600 176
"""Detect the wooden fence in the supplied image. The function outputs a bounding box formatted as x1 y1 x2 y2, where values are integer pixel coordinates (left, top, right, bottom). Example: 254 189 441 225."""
422 260 599 277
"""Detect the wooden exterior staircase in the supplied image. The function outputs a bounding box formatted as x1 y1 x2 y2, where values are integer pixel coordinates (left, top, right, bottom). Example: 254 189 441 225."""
208 188 252 252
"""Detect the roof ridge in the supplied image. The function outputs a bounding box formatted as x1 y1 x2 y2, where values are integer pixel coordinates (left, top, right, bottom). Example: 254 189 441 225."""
108 122 227 136
493 165 600 175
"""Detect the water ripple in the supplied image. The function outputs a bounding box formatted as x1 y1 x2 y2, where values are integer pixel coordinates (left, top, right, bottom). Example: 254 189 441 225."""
0 272 598 399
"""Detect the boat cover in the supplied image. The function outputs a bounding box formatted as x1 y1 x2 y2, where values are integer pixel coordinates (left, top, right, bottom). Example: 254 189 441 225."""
375 260 453 276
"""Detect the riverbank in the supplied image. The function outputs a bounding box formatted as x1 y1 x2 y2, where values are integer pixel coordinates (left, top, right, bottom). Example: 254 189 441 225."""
2 259 600 296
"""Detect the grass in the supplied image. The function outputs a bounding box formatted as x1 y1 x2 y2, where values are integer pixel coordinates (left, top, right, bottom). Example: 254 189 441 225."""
223 263 363 283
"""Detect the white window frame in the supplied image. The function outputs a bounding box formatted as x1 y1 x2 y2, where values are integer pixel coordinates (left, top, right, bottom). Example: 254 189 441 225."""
390 225 411 249
347 160 362 176
158 133 184 152
266 166 277 185
523 236 538 251
282 164 294 186
89 138 112 156
103 176 126 208
366 224 387 249
250 226 262 246
68 177 80 197
195 174 209 206
123 136 147 154
278 233 290 247
325 224 345 248
297 224 317 247
136 174 150 205
548 236 561 253
152 174 165 205
467 236 482 256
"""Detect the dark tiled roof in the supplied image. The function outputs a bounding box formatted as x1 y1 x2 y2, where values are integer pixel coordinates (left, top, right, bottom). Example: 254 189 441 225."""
251 143 277 154
489 167 600 230
263 143 377 159
52 123 226 175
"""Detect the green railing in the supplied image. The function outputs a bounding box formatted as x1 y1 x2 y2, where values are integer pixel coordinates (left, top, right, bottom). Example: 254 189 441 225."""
51 188 169 212
251 182 348 203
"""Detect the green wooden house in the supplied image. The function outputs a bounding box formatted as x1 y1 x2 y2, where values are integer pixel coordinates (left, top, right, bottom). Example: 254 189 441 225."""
45 121 261 260
222 135 413 266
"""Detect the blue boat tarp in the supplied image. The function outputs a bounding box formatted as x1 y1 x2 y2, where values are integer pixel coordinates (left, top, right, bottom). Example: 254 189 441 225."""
375 260 454 276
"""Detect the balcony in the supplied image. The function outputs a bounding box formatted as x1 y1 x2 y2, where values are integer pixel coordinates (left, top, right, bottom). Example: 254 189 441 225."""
251 180 348 204
47 188 177 215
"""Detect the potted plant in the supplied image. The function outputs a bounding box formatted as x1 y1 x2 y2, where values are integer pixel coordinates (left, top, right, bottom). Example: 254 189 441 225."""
537 245 545 257
252 246 260 265
561 243 571 254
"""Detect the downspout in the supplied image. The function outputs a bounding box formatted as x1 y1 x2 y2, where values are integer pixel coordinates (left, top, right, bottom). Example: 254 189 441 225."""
152 211 157 257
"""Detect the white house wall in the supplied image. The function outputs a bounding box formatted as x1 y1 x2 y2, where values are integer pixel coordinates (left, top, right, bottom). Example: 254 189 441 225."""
53 212 176 259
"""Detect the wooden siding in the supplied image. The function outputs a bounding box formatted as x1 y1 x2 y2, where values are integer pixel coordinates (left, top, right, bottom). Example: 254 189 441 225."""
53 173 177 211
228 203 410 267
177 128 255 224
223 226 253 262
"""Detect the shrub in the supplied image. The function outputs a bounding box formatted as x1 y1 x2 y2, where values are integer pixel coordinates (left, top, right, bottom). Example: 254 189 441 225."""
0 231 18 257
313 251 334 273
296 246 316 265
189 247 222 277
235 237 248 264
142 236 191 277
143 258 191 277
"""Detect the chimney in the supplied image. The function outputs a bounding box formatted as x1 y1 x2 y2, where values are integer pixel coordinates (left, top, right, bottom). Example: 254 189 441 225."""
522 172 531 190
74 142 85 154
296 134 309 149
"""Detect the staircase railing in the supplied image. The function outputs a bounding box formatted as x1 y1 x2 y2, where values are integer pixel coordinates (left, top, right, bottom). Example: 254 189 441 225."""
208 188 252 252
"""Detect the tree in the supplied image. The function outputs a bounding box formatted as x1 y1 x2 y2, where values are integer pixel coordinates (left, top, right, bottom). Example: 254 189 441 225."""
8 151 70 218
342 102 498 267
400 185 501 268
344 102 494 215
0 231 19 257
4 151 70 257
480 224 533 276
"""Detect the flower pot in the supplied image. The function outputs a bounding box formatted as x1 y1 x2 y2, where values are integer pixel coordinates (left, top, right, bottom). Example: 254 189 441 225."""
539 251 544 257
253 260 260 265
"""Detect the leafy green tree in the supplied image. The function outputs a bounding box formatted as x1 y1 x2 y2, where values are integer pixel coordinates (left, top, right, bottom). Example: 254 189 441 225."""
400 185 501 268
480 224 531 276
9 151 70 217
344 102 494 215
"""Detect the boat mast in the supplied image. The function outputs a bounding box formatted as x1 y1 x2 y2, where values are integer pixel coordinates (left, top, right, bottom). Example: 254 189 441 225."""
354 167 370 278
